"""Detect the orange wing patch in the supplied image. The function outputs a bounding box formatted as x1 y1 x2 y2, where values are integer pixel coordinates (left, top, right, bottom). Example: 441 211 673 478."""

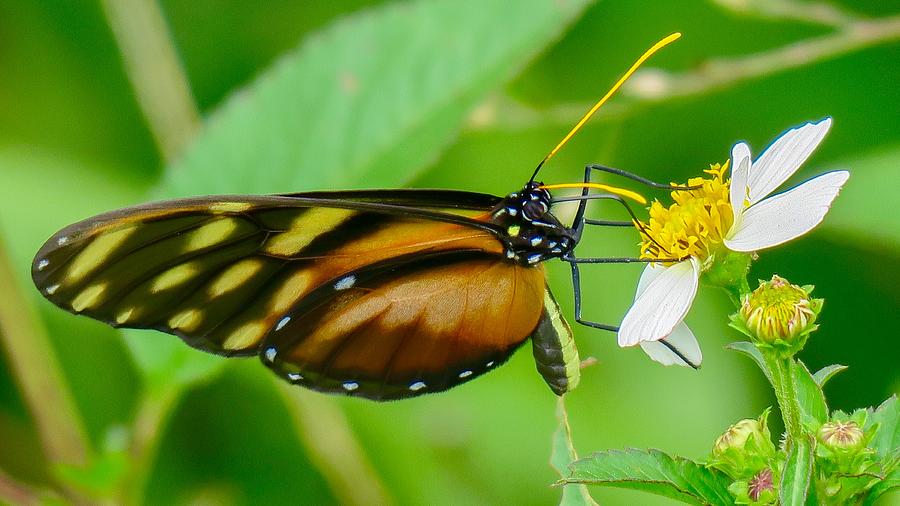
262 252 546 400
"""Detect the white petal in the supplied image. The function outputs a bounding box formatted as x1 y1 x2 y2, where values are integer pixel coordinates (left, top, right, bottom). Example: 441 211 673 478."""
634 262 664 297
618 258 700 347
639 322 702 367
725 170 849 252
729 142 752 224
747 118 831 205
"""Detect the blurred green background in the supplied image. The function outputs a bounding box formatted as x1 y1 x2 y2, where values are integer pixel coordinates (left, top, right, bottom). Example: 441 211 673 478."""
0 0 898 504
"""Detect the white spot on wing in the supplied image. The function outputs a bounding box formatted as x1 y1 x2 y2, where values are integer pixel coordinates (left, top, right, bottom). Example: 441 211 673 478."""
37 259 49 270
276 316 291 331
57 236 69 246
287 372 303 381
458 370 473 379
409 381 426 392
264 347 277 362
46 284 60 295
334 275 356 291
486 361 495 368
342 381 359 391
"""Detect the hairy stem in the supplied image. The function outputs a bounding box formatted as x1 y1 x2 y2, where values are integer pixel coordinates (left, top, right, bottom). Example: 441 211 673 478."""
765 353 803 443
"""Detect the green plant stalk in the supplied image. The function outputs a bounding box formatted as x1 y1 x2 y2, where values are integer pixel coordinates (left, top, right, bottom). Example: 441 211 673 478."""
0 237 90 467
118 382 182 505
764 352 803 443
277 382 393 506
99 0 200 162
0 467 41 506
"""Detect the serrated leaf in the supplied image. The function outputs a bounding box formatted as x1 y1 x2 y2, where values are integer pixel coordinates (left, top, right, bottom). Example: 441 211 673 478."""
793 360 828 424
126 0 593 381
780 436 814 506
563 448 733 505
812 364 848 388
551 398 597 506
726 341 772 383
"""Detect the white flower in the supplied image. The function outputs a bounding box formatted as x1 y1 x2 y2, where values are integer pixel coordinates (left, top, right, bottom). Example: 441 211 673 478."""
619 118 849 366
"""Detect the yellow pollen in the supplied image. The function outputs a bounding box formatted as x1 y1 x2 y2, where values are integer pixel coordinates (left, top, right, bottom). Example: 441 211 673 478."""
640 161 733 264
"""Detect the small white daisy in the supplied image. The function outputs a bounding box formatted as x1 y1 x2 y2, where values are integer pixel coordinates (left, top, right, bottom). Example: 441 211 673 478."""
618 118 849 366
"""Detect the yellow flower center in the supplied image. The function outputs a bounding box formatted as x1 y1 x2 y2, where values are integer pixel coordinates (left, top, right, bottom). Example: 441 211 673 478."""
640 161 733 264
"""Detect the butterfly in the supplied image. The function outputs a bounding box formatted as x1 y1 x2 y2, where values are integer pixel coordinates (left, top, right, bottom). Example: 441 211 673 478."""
31 34 693 401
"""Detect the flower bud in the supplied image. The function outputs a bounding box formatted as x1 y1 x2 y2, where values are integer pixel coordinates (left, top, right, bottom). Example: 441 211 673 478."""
748 468 776 503
737 275 822 348
818 420 864 451
709 409 776 479
713 419 761 455
727 467 778 505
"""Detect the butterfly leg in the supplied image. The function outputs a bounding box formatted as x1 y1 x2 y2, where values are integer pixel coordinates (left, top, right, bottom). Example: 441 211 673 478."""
566 254 618 332
564 252 698 367
562 251 679 331
585 164 699 190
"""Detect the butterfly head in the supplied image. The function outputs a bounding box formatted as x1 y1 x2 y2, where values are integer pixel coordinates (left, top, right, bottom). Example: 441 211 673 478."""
491 182 576 266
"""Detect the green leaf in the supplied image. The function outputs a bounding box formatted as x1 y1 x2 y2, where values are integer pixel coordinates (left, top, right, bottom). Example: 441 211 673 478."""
780 436 814 506
863 470 899 505
126 0 593 381
157 0 592 197
812 364 848 388
726 341 772 383
562 449 733 505
793 360 828 424
867 396 899 461
551 398 597 506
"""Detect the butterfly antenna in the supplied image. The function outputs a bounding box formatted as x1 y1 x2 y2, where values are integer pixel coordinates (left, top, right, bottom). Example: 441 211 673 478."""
529 32 681 183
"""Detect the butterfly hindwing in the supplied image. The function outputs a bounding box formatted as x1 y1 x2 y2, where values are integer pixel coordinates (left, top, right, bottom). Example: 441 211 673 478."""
261 250 547 400
31 192 507 359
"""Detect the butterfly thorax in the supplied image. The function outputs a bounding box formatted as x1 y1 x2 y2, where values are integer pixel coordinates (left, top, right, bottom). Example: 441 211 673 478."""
489 182 576 266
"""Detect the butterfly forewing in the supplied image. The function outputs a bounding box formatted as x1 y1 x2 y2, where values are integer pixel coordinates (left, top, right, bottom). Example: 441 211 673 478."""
32 192 505 358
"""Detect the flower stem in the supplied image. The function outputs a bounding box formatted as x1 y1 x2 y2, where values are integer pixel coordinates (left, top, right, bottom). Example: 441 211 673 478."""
764 352 803 443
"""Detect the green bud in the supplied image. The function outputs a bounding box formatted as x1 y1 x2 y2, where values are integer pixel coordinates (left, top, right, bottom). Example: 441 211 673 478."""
735 275 823 352
709 408 776 479
814 411 882 502
818 420 864 451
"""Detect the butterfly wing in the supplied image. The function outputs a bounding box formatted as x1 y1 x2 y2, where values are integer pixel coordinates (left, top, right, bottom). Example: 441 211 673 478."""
31 192 507 358
261 250 547 400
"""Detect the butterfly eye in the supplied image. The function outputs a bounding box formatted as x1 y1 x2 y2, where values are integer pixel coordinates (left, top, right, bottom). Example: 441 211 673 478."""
522 200 548 221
